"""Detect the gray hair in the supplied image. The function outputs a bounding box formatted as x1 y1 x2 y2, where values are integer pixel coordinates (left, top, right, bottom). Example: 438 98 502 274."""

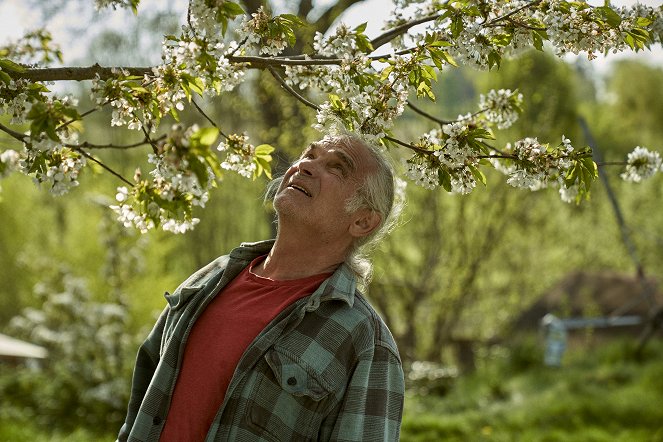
265 134 402 285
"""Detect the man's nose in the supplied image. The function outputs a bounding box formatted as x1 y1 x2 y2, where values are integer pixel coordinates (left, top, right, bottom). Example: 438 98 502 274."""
296 158 316 176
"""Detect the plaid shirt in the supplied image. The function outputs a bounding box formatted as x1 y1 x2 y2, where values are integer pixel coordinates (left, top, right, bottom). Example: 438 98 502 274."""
118 240 404 442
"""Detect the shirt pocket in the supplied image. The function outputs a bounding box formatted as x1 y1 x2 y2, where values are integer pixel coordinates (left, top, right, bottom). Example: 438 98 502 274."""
247 347 334 441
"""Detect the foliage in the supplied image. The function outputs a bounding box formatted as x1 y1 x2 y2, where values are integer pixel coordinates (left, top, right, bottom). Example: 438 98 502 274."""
366 49 663 366
400 338 663 441
1 266 137 431
1 0 662 233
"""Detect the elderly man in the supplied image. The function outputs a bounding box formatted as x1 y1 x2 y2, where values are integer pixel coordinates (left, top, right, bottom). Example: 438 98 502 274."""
118 134 404 442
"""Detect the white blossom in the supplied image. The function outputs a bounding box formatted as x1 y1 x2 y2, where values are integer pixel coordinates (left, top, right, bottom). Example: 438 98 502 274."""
478 89 523 129
217 133 258 179
0 77 32 124
404 158 439 190
0 149 21 177
559 182 579 203
621 146 662 183
236 7 289 56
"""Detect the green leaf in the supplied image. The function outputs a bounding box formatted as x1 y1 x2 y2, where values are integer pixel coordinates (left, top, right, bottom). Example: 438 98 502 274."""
353 22 368 33
255 156 272 179
255 144 274 156
279 14 305 26
469 165 487 186
532 30 544 51
188 155 210 188
182 74 205 96
490 33 512 47
0 58 26 73
194 127 220 147
450 16 464 38
438 168 452 192
0 70 12 84
564 164 578 187
487 51 501 69
204 152 223 179
636 17 653 27
596 6 622 28
380 65 394 81
417 82 435 100
221 1 244 17
469 128 495 140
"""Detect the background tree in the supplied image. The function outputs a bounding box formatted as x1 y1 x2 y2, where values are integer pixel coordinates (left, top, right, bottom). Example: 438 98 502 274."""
368 48 663 370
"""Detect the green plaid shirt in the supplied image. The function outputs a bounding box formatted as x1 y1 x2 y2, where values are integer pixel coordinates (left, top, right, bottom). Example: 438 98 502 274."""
118 240 404 442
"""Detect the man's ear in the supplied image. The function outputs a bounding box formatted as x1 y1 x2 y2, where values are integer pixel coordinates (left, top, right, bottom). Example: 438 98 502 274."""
349 209 381 238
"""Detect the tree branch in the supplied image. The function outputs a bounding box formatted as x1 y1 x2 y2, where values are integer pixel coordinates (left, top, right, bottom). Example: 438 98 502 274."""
57 105 104 132
407 100 452 126
13 64 152 82
140 125 159 154
370 13 443 51
229 55 342 66
191 98 230 139
384 135 430 154
267 66 320 111
486 0 542 26
66 136 166 150
0 122 28 142
313 0 365 36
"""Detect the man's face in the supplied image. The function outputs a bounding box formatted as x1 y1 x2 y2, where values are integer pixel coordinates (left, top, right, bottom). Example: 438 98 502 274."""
274 139 376 239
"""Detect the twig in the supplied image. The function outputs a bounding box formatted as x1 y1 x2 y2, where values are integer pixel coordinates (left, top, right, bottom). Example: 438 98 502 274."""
229 55 342 67
65 136 166 150
0 122 28 142
73 148 133 186
191 99 229 139
486 0 542 26
267 66 321 111
57 104 105 132
384 135 430 154
141 125 159 154
407 101 452 126
370 13 443 51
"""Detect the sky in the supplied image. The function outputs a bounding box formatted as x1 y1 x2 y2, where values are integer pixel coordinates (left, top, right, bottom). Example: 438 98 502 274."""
0 0 661 70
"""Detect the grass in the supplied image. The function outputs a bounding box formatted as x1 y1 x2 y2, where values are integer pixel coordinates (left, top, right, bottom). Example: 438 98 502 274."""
1 338 662 441
401 338 663 441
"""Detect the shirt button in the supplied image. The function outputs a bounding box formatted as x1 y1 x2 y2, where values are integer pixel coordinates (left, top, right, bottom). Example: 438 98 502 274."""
287 376 297 386
153 416 162 425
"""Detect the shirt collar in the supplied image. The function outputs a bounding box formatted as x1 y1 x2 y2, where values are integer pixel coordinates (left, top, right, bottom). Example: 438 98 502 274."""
166 239 359 311
309 262 356 307
233 240 357 308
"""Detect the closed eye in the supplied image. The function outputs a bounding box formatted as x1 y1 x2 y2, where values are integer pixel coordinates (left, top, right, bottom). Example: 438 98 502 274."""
329 163 347 177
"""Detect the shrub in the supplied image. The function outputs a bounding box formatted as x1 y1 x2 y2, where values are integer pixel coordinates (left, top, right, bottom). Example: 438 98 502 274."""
1 268 138 432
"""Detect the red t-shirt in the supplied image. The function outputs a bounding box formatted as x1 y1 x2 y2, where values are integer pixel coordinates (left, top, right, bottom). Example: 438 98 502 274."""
159 256 331 442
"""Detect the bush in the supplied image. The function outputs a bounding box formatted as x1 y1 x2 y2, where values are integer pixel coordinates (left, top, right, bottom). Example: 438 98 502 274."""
0 268 138 432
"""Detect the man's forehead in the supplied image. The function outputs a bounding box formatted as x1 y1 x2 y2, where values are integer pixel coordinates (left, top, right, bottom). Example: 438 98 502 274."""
302 141 365 170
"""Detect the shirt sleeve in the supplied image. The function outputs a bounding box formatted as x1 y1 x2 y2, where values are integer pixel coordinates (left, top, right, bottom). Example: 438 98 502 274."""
326 344 405 441
117 308 168 442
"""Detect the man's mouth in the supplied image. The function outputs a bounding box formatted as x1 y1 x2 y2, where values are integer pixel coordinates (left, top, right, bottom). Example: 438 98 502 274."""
288 184 311 197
